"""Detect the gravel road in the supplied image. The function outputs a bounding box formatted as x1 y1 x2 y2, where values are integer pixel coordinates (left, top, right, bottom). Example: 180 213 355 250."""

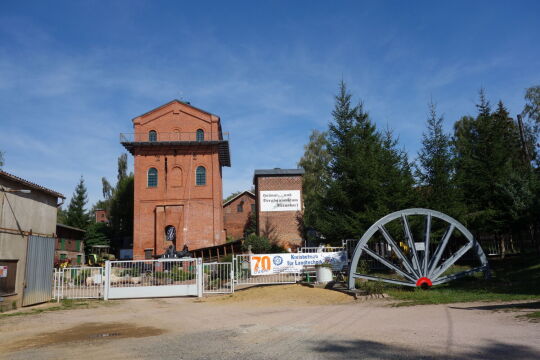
0 285 538 360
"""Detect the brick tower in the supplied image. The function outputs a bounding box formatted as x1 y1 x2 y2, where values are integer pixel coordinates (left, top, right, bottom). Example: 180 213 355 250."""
253 169 304 251
121 100 231 259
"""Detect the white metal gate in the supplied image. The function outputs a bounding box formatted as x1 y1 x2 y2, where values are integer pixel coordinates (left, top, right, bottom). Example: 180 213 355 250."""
104 258 202 299
203 262 234 294
54 267 104 300
234 255 298 286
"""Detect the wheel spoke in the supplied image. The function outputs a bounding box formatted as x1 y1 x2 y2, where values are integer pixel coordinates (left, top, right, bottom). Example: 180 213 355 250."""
423 213 431 276
361 245 417 282
428 224 455 277
401 214 421 274
431 242 473 280
431 265 488 285
352 273 416 287
378 225 420 278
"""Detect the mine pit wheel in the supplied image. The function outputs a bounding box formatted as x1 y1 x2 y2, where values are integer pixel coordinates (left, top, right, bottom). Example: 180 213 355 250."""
348 208 489 290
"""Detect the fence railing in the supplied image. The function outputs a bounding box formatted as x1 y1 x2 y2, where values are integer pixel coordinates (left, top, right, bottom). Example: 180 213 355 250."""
120 132 229 142
233 255 299 286
203 262 234 293
53 255 319 300
105 258 201 299
53 267 104 301
297 246 345 253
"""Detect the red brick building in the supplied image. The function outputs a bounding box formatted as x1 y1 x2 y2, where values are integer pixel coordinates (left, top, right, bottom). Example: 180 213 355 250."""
253 169 304 250
94 209 108 223
55 224 85 265
223 191 255 240
121 100 231 259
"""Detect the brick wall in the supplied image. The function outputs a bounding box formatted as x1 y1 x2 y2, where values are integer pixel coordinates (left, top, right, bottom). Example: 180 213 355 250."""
223 192 255 239
255 175 303 250
95 209 108 223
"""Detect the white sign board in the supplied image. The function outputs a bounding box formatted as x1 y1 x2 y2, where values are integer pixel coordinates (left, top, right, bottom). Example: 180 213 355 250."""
260 190 301 212
0 266 7 278
250 252 347 276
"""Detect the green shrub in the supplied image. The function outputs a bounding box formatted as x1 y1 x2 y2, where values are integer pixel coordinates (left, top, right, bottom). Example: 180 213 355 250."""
221 254 233 263
120 268 141 277
242 233 271 253
170 268 194 281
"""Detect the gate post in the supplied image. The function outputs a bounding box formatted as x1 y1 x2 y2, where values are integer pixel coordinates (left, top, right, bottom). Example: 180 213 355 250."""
196 258 203 298
230 263 235 293
104 261 111 301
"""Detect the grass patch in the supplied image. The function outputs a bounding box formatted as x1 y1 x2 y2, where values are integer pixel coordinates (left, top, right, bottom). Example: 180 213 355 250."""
0 299 111 318
517 311 540 322
357 253 540 306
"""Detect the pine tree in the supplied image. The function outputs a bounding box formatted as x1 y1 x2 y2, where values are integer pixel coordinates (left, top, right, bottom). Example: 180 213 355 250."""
415 101 455 215
65 176 91 230
0 150 4 168
314 81 414 242
453 92 530 256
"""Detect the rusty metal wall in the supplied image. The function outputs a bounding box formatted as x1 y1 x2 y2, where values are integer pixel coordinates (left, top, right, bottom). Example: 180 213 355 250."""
23 235 55 306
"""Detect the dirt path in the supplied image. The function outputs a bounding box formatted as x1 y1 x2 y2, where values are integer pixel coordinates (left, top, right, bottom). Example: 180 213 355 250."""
0 285 538 359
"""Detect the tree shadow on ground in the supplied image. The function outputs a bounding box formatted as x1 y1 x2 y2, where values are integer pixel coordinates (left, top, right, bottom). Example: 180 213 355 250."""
311 339 540 360
449 301 540 311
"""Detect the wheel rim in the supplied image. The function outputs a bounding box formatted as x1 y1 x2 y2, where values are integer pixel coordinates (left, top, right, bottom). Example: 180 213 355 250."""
347 208 489 289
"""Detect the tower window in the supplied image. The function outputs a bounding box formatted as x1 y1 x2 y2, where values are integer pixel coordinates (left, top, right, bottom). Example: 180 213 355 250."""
148 167 158 187
149 130 157 142
196 166 206 186
196 129 204 141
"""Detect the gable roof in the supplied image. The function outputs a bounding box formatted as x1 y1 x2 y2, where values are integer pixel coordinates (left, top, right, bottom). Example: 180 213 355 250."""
223 191 255 207
132 99 218 121
0 170 65 199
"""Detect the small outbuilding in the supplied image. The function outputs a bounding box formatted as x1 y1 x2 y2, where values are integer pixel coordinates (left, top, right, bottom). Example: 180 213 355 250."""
55 223 86 266
0 170 64 309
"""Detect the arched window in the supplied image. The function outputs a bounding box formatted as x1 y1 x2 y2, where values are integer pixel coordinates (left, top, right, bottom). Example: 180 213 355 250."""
195 166 206 186
147 167 158 187
149 130 157 142
196 129 204 141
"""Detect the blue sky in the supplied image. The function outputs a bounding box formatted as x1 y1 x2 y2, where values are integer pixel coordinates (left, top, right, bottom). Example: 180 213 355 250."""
1 1 539 207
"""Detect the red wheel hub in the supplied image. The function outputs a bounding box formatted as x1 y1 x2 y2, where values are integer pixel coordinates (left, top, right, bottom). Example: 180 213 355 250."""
416 277 432 288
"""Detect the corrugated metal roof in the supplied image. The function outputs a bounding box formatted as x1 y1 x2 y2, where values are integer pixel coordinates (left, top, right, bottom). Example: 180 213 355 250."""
0 170 65 199
56 223 86 233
